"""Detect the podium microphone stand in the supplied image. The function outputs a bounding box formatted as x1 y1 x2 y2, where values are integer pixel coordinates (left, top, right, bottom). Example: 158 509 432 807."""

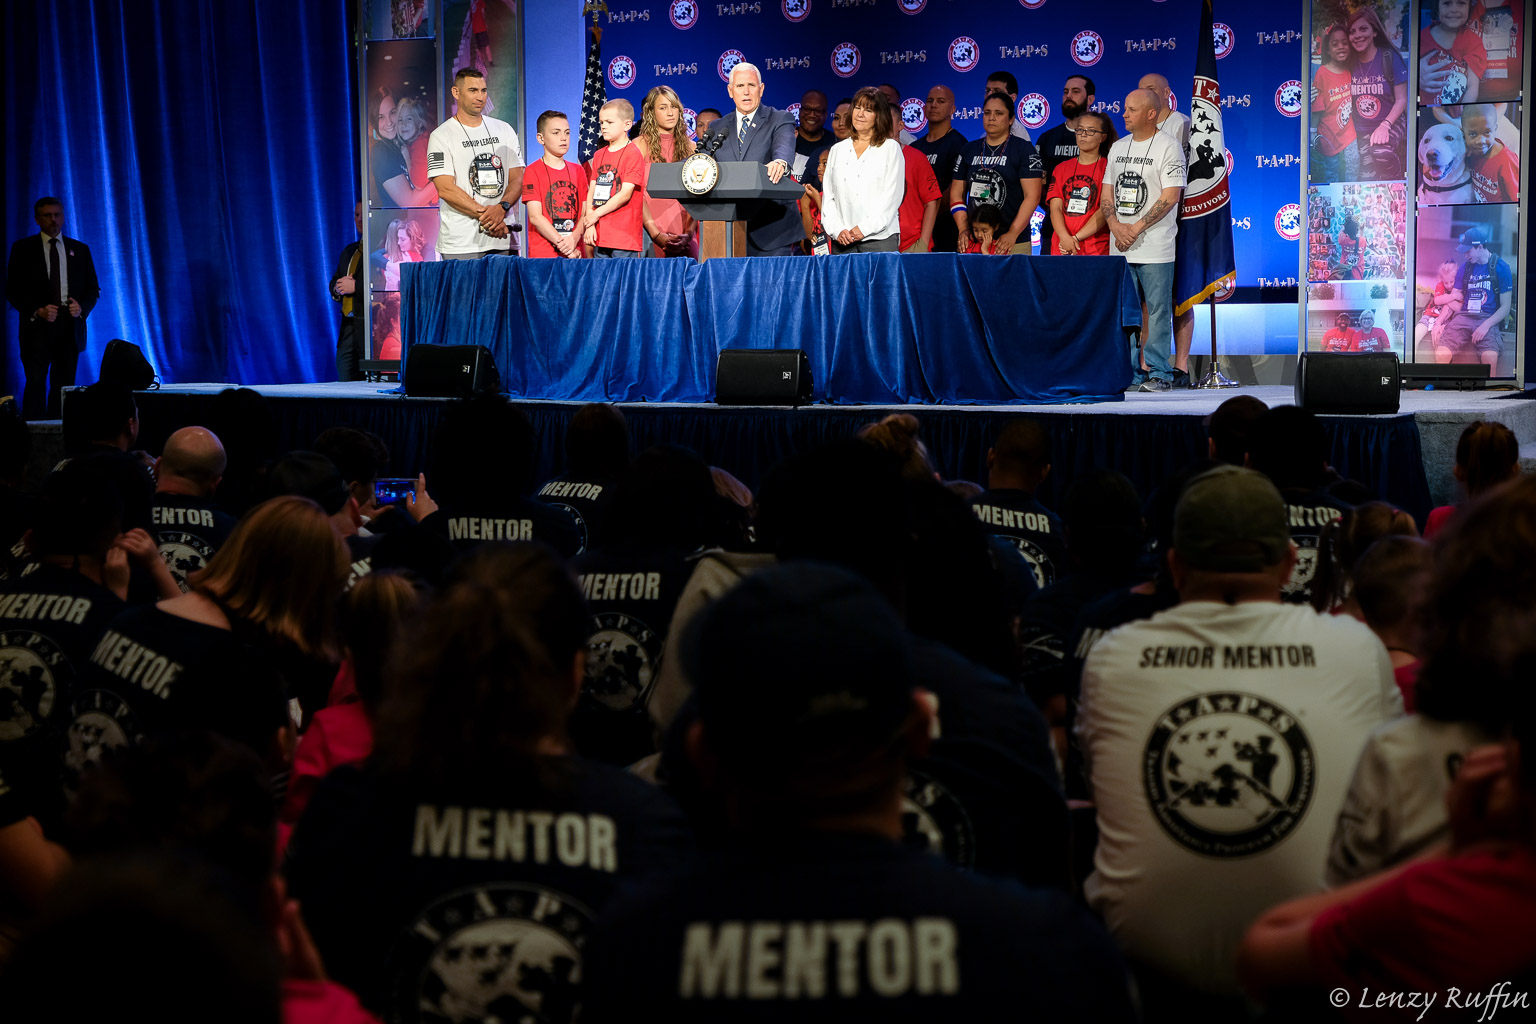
648 143 806 262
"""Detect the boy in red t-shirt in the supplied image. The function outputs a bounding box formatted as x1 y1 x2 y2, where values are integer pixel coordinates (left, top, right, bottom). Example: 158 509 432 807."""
1320 312 1358 352
1462 103 1520 203
522 110 588 259
897 144 942 253
1420 0 1489 104
581 99 646 257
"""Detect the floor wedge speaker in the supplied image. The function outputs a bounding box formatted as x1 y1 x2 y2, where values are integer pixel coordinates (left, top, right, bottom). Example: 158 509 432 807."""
1295 352 1400 415
715 349 814 406
404 344 502 398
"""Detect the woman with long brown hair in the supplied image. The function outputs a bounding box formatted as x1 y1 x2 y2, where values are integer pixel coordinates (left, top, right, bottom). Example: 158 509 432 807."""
634 85 697 257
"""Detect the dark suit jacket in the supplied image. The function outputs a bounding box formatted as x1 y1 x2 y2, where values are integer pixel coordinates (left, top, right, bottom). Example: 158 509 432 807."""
5 233 100 351
329 240 362 317
709 105 801 251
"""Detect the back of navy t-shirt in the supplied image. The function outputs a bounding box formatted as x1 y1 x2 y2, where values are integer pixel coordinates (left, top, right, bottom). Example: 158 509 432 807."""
536 475 616 553
581 833 1134 1022
152 493 237 592
1279 488 1352 605
967 489 1067 590
429 498 583 558
286 759 692 1023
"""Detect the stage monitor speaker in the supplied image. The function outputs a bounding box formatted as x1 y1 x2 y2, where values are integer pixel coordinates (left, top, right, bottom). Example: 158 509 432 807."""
715 348 814 406
1294 352 1400 415
403 344 502 398
1400 363 1490 390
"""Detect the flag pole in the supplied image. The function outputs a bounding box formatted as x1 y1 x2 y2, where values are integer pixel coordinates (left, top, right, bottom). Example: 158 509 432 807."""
1197 278 1239 388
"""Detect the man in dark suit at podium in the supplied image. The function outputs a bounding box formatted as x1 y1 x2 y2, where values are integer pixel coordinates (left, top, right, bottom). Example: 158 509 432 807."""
711 62 800 256
6 197 100 418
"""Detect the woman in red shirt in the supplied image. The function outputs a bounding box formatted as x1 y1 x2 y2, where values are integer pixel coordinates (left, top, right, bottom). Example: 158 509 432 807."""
1047 110 1115 255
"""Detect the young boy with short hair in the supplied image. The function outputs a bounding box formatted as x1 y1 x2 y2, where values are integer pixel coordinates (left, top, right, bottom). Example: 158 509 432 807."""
522 110 588 259
1462 103 1519 204
582 100 646 258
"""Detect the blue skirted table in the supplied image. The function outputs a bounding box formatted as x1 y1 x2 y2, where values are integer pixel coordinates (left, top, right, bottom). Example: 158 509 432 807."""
400 253 1142 405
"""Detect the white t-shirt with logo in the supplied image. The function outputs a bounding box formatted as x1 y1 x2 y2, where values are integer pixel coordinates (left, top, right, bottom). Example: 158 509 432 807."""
1156 110 1191 154
426 114 524 254
1103 131 1186 264
1077 601 1401 994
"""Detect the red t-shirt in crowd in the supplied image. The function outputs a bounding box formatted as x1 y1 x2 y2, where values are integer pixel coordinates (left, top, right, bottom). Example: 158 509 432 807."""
1310 845 1536 996
1311 64 1358 155
1469 144 1520 204
1393 659 1420 713
897 144 942 252
283 979 382 1024
1045 156 1110 255
589 141 647 252
1424 504 1457 540
1419 25 1489 105
280 702 374 828
522 158 589 258
1321 327 1358 352
1352 327 1391 353
961 238 1003 255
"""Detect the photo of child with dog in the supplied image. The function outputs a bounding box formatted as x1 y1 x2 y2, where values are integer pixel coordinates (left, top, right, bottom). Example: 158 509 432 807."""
1416 102 1521 206
1419 0 1525 106
1414 205 1517 374
1306 182 1406 282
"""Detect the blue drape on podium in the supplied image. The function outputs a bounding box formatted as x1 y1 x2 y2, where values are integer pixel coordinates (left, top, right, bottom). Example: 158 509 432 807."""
401 253 1140 404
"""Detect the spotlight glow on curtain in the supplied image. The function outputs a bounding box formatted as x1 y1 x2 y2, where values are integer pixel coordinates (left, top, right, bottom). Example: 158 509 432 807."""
3 0 356 389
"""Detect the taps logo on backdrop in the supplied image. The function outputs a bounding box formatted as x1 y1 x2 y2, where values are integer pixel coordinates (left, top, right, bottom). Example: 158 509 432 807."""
1019 0 1047 8
1213 22 1234 59
949 36 980 73
898 0 927 13
718 49 746 81
1018 94 1050 131
684 108 698 138
782 0 811 22
786 102 802 124
831 41 861 78
669 0 699 28
1275 203 1303 241
901 98 927 134
1275 80 1303 117
607 56 637 89
1071 30 1104 67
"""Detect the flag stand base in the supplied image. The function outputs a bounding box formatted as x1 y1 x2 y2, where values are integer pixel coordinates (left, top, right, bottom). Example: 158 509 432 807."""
1194 293 1238 388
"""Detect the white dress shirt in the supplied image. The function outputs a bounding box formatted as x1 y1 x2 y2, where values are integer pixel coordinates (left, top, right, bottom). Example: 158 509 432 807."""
820 136 905 242
40 232 68 305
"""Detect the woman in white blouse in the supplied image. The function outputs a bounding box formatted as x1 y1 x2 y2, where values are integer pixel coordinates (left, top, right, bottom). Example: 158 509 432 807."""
820 87 905 254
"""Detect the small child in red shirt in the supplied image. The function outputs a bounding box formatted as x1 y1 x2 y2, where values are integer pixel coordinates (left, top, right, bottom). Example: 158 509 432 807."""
960 205 1007 254
1462 103 1520 203
582 99 646 257
1419 0 1488 104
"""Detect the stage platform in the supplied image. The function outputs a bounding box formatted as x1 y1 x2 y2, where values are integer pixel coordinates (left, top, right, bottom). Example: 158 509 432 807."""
91 381 1533 529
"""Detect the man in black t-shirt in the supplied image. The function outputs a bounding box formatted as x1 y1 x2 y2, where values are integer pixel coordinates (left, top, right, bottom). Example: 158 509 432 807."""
909 85 967 254
791 89 833 186
968 418 1067 590
1035 74 1096 192
152 427 237 592
535 403 629 554
584 563 1134 1022
1246 405 1353 605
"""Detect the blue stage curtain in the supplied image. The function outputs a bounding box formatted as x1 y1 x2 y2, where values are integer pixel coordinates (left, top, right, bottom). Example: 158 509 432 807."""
3 0 354 391
402 254 1141 406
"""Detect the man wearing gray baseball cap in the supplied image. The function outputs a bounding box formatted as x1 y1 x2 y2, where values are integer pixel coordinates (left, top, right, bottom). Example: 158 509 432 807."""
1076 465 1401 1011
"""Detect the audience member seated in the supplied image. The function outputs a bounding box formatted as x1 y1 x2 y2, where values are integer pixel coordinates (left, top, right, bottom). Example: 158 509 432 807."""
1016 470 1146 717
49 732 379 1022
1324 479 1535 887
1245 405 1354 606
1424 419 1520 540
857 413 940 482
425 396 581 557
1309 500 1418 616
205 387 279 519
968 417 1067 590
312 426 391 527
706 466 756 550
152 426 237 592
286 543 690 1023
281 571 425 832
0 402 34 558
1077 466 1400 1010
537 402 631 552
1348 535 1433 713
66 496 344 799
1204 394 1268 466
582 562 1136 1022
570 445 716 767
58 383 153 533
1241 494 1536 1003
268 451 379 585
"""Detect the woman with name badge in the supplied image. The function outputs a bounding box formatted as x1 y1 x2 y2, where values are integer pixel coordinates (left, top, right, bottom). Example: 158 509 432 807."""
1047 110 1116 255
949 91 1044 254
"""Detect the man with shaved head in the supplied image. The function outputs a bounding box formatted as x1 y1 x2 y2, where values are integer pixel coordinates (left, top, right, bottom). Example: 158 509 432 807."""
911 84 967 254
1102 88 1186 393
151 426 236 591
1140 73 1195 384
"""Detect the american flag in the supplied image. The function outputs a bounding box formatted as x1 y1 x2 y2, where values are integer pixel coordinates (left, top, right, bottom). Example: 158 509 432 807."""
578 27 606 163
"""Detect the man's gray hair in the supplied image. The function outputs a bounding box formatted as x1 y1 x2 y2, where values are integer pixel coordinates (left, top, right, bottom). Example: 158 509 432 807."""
731 61 763 85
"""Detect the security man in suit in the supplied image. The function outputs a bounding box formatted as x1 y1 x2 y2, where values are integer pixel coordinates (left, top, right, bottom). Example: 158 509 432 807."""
5 197 100 419
329 202 365 381
710 63 801 256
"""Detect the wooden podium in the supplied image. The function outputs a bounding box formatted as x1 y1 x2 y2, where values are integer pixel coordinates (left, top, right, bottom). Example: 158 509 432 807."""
647 160 805 262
